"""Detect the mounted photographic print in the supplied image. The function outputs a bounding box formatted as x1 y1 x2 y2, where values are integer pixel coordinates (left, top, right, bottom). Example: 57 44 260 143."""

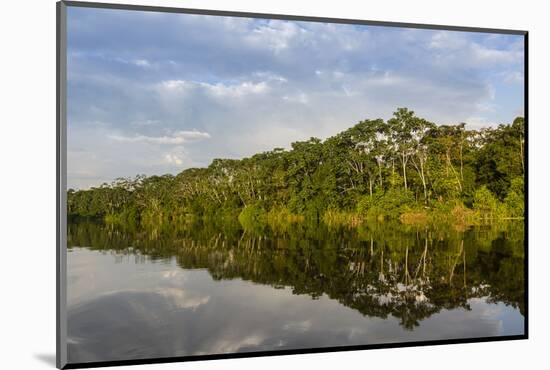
56 1 528 368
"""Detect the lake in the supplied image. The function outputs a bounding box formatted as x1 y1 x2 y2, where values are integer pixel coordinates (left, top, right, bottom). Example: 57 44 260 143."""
66 219 525 364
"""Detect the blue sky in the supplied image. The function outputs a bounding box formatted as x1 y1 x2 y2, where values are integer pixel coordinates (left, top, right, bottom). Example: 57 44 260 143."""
67 7 524 189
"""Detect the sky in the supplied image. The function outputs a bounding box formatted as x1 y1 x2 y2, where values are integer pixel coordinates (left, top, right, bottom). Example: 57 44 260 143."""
67 7 525 190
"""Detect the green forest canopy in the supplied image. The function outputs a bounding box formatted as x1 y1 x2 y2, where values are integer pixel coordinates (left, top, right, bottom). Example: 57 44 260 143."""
68 108 525 225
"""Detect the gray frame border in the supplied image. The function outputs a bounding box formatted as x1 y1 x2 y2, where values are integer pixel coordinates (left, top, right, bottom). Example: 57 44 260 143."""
56 1 528 369
56 1 68 369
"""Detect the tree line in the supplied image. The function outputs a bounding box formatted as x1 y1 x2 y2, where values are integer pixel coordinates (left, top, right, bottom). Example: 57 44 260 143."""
68 108 525 226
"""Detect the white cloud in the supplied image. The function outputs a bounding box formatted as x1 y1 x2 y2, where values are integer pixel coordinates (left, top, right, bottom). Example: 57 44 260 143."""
165 146 190 167
207 81 269 97
365 71 407 87
130 119 160 126
158 79 270 98
109 130 211 145
471 43 523 65
428 32 468 50
158 79 190 91
429 32 523 67
252 71 288 83
164 153 183 165
133 59 151 67
246 21 301 53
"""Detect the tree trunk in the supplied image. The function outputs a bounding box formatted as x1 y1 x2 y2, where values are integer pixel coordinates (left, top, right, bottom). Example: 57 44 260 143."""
420 158 427 202
520 135 525 174
446 151 462 192
369 178 373 197
412 154 428 203
401 151 408 191
459 141 464 183
377 159 383 187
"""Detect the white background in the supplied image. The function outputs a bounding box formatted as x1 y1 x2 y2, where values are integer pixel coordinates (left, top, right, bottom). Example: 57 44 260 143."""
1 0 547 369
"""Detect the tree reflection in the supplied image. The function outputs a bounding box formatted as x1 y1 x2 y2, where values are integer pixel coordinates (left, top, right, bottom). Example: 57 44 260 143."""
68 219 524 330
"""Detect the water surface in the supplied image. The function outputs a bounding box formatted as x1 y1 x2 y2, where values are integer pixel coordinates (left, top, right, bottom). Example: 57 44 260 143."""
67 220 524 364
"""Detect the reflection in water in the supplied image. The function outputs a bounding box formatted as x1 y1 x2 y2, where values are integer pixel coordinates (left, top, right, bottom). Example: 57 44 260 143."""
67 220 524 364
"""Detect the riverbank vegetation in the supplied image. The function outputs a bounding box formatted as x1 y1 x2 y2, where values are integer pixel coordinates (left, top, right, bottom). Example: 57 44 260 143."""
68 108 525 228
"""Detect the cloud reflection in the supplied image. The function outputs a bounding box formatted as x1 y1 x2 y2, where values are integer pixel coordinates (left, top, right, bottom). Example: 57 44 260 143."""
67 248 521 364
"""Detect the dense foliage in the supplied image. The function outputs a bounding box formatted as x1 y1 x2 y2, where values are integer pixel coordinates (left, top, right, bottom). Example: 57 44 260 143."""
68 108 525 225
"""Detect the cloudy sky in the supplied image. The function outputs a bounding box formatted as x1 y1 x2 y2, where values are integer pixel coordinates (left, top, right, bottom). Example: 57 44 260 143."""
67 7 524 189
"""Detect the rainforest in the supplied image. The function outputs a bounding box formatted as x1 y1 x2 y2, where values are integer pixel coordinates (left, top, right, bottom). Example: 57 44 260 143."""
67 108 525 228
